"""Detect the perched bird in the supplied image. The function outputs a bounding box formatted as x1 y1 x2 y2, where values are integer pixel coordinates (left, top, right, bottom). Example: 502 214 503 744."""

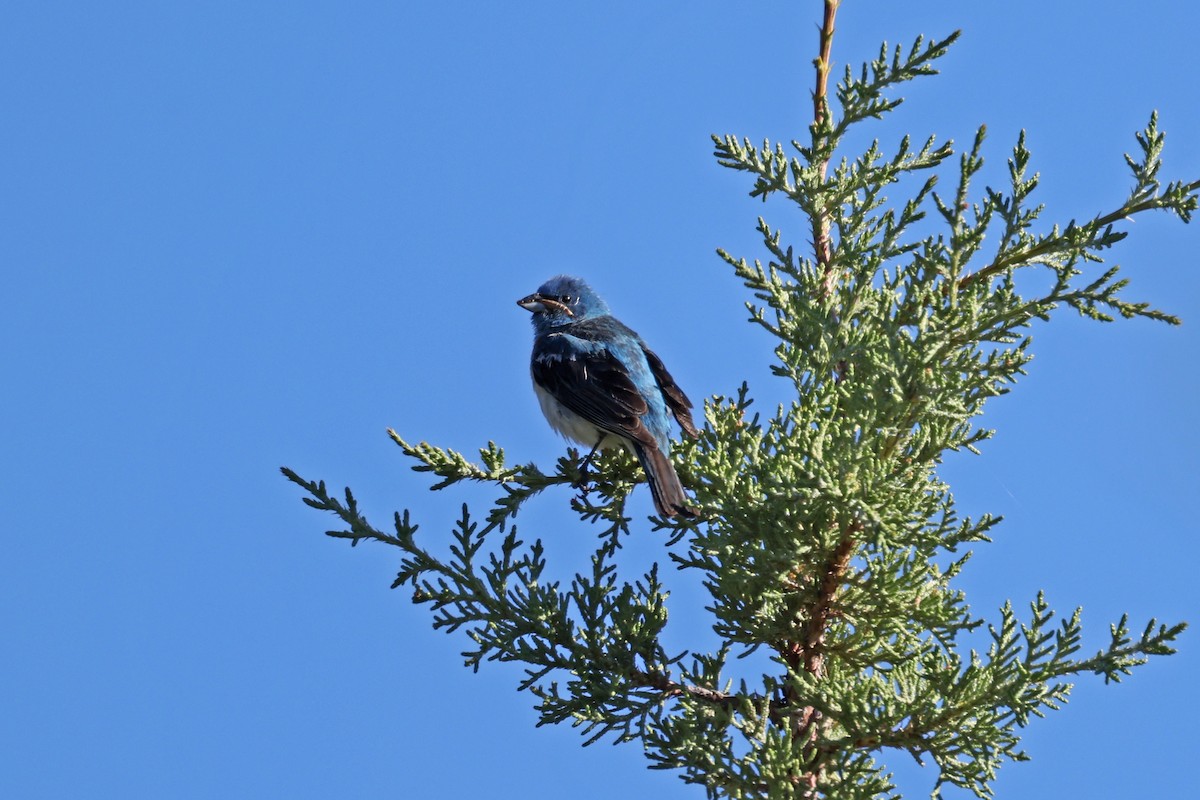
517 275 699 517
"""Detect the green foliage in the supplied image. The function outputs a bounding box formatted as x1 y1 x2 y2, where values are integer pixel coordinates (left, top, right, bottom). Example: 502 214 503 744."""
282 17 1194 800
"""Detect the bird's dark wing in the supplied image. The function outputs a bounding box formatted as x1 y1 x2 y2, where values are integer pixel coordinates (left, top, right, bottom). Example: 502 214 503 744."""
531 331 657 447
642 346 699 438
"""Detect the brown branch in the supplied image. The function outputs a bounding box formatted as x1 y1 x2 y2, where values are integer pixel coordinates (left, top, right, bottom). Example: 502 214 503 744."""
787 521 859 712
780 10 853 793
812 0 839 134
813 0 841 298
803 524 859 677
631 669 738 707
777 518 861 795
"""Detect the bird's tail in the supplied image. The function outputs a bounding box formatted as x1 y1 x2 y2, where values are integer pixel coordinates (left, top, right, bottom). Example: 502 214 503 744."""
633 443 696 518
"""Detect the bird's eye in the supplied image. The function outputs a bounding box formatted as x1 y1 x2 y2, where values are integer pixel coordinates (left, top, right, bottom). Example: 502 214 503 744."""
560 295 573 303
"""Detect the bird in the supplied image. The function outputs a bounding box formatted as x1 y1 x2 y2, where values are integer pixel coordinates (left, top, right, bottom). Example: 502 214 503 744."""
517 275 699 517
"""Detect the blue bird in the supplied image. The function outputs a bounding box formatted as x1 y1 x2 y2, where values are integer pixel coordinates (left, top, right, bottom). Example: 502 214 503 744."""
517 275 699 517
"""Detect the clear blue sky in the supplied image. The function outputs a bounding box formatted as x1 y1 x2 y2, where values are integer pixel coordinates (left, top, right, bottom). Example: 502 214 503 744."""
3 2 1196 798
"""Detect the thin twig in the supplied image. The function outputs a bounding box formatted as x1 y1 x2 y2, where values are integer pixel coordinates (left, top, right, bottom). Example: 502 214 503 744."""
813 0 840 297
631 669 737 707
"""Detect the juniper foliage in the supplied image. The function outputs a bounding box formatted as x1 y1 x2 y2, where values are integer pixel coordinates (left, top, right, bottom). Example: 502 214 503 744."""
283 10 1194 799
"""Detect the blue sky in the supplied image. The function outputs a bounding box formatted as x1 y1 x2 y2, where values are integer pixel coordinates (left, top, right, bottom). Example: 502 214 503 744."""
3 2 1197 798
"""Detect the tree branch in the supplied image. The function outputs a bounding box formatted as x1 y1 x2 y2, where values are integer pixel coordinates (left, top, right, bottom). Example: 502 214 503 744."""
956 177 1200 291
631 669 739 707
813 0 840 297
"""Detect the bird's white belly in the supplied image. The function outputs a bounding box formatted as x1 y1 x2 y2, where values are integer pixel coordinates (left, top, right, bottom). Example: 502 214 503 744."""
533 383 622 450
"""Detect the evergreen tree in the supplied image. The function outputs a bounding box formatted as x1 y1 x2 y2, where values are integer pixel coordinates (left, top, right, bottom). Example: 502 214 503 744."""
283 4 1194 797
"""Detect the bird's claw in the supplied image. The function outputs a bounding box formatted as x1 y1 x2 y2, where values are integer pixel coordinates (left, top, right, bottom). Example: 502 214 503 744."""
571 467 592 492
571 441 602 489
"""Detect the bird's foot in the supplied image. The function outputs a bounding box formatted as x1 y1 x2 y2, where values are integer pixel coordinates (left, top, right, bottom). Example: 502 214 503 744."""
571 440 603 489
571 462 593 491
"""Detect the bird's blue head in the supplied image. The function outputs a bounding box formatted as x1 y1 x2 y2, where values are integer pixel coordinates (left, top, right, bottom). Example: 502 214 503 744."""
517 275 610 330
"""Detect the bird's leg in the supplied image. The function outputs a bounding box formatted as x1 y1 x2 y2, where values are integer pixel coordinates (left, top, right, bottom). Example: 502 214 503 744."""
573 437 605 489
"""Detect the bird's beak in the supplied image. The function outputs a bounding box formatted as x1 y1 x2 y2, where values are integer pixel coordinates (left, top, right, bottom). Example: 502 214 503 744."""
517 292 573 316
